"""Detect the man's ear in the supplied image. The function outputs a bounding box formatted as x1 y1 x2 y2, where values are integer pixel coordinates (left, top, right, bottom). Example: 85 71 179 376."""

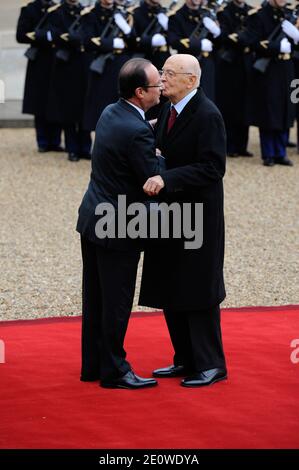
135 87 144 99
188 75 197 88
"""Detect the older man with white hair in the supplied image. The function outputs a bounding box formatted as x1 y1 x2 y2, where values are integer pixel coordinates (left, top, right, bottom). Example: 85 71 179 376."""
140 53 227 388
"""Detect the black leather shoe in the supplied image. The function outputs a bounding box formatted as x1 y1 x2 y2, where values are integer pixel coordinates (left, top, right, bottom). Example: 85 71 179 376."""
239 150 253 157
274 157 293 166
68 153 80 162
101 370 158 389
263 159 275 167
227 152 239 158
181 368 227 388
153 364 190 378
287 141 296 148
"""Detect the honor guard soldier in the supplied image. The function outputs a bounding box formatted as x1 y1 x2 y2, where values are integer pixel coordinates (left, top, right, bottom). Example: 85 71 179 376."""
82 0 136 132
16 0 63 153
133 0 174 70
237 0 296 166
46 0 92 162
133 0 176 118
168 0 223 102
216 0 253 158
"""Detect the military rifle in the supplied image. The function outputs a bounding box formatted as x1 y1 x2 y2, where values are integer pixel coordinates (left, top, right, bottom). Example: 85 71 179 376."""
24 2 60 61
253 4 297 74
90 1 138 75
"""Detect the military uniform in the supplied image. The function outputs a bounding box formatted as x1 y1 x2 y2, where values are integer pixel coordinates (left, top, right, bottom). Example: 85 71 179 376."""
133 1 171 70
16 0 62 152
238 2 295 165
46 1 92 161
82 1 136 132
168 3 218 102
133 0 172 119
216 1 253 157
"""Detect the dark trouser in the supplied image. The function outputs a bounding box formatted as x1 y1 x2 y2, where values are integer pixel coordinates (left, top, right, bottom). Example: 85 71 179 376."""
226 123 249 154
163 305 226 373
81 237 140 382
259 128 288 161
64 124 91 156
34 115 62 149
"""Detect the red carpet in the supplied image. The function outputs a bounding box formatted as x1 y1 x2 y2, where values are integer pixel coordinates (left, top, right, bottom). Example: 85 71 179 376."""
0 306 299 449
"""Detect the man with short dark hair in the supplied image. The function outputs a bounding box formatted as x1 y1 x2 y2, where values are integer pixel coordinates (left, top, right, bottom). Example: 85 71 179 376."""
76 58 164 389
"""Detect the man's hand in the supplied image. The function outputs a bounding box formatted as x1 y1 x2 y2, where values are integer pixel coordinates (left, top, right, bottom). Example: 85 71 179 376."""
143 175 165 196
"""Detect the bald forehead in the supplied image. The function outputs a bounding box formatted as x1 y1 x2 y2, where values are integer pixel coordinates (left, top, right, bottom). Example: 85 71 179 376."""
165 54 200 75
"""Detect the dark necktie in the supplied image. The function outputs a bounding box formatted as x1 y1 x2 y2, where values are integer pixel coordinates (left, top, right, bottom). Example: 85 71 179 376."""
167 106 177 133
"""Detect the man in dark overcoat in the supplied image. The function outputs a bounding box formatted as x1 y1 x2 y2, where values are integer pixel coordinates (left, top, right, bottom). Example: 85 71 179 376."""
47 0 92 162
16 0 63 152
237 0 296 166
82 0 136 131
140 54 227 388
216 0 253 157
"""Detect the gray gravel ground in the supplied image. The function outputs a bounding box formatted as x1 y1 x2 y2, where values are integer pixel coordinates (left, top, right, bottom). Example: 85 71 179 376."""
0 127 298 320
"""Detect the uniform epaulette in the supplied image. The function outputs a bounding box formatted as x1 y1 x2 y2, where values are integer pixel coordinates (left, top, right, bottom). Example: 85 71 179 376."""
81 5 95 16
248 7 261 16
47 3 61 13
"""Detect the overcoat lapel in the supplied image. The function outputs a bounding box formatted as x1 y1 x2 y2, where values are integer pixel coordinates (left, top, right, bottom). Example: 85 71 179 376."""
158 89 203 145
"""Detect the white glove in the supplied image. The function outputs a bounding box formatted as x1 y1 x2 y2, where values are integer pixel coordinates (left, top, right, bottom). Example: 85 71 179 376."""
113 37 125 49
203 16 221 38
151 33 167 47
282 19 299 44
46 30 53 42
280 37 291 54
157 12 169 31
114 12 131 36
201 38 213 52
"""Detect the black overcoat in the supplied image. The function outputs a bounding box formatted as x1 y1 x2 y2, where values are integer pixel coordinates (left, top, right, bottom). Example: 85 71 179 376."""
139 88 226 311
16 0 57 117
216 1 253 127
81 3 134 131
238 2 295 130
46 1 91 124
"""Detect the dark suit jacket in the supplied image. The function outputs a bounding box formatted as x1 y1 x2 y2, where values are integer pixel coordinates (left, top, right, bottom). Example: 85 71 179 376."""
76 98 164 251
139 88 227 311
